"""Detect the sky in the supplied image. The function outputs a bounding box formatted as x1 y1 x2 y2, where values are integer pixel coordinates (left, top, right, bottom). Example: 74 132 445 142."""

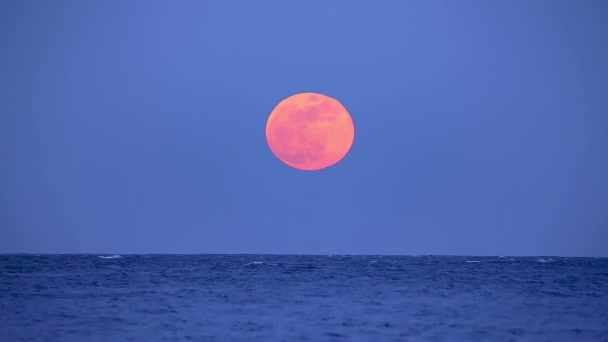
1 0 607 256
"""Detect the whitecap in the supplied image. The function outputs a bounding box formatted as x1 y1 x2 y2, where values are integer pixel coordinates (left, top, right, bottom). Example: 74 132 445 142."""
98 255 122 259
466 260 480 263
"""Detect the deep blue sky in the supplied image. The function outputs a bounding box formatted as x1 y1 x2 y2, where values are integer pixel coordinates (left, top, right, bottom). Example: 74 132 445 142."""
2 1 607 256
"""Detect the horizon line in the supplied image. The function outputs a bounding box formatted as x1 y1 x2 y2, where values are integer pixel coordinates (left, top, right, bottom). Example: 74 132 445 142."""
1 252 606 258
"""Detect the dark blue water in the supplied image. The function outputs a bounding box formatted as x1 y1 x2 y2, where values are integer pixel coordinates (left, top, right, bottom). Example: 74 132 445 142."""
1 255 607 341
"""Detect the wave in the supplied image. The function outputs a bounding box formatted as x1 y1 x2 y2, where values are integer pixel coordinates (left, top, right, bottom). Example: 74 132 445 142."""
243 261 316 270
243 261 285 267
98 255 122 259
537 258 555 263
243 261 265 266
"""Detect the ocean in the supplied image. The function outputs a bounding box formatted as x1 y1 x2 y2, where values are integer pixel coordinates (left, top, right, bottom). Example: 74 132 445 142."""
1 254 607 341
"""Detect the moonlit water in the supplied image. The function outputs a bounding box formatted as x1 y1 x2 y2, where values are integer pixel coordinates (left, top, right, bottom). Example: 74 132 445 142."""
2 255 607 341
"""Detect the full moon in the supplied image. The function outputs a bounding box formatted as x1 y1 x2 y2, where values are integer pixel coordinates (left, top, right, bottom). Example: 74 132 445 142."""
265 92 355 171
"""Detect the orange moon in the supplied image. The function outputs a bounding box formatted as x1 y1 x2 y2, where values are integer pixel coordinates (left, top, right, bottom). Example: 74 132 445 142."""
265 92 355 171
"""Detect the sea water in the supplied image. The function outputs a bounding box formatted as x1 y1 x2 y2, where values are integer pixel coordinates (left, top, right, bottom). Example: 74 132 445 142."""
1 254 607 341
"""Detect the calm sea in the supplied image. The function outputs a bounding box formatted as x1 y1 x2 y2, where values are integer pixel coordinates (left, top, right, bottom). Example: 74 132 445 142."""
1 254 607 341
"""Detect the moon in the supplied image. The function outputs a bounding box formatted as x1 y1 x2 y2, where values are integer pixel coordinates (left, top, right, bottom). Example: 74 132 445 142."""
265 92 355 171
